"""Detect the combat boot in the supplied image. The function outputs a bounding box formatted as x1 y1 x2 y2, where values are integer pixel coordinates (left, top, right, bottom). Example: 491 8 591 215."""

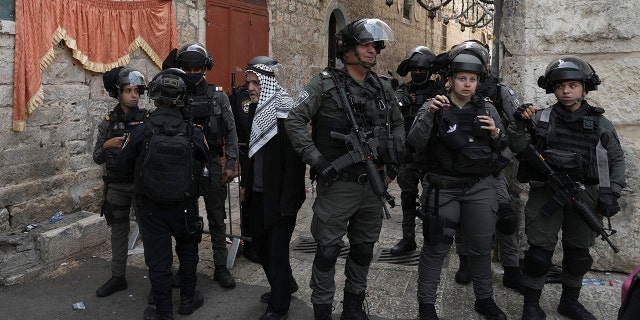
390 237 417 255
474 297 507 320
313 303 333 320
96 276 128 297
454 255 471 284
418 303 439 320
503 266 525 295
521 286 546 320
340 291 370 320
556 284 597 320
178 290 204 315
214 265 236 288
143 306 174 320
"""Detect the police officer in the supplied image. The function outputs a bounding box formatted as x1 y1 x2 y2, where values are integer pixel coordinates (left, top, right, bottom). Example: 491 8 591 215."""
93 67 148 298
390 46 440 256
509 56 625 320
175 42 239 287
408 48 508 320
285 18 404 320
447 41 525 294
117 68 210 320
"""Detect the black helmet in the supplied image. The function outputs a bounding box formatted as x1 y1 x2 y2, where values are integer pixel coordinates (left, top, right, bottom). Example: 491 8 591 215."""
449 40 490 67
336 18 395 59
537 56 600 93
103 67 146 98
247 56 282 78
397 46 436 77
450 53 486 76
147 68 194 108
176 42 214 70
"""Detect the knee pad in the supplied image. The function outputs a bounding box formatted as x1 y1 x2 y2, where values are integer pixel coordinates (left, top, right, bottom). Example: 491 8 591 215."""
523 245 554 277
348 242 374 266
562 247 592 276
110 203 131 225
496 203 518 235
314 244 341 272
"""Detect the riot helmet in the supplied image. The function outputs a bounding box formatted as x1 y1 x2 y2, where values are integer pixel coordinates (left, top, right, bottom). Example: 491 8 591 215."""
397 46 436 85
176 42 214 70
537 56 600 93
147 68 194 108
449 40 490 67
449 53 486 82
336 18 395 66
103 67 146 99
247 56 284 80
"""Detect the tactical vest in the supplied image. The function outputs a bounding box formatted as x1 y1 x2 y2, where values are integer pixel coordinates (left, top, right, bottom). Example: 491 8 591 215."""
104 107 147 174
313 69 395 168
135 111 199 203
534 104 602 183
188 85 224 150
425 96 494 178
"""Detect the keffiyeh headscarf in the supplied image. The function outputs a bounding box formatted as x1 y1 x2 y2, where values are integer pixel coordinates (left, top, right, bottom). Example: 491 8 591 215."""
247 64 294 158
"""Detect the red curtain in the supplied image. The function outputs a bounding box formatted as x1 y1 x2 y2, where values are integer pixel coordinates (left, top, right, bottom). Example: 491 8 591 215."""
13 0 179 131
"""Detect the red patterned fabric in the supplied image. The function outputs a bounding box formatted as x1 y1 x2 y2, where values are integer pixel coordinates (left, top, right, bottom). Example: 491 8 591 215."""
12 0 179 131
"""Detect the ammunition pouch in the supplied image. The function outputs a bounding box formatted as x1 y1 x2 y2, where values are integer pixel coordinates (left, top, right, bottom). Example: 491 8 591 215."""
419 186 455 245
542 149 583 180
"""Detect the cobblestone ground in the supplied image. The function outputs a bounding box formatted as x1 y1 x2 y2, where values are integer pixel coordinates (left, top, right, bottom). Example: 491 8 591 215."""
115 176 625 320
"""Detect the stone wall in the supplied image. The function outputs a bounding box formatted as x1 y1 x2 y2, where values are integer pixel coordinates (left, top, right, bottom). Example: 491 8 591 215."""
7 0 635 276
501 0 640 272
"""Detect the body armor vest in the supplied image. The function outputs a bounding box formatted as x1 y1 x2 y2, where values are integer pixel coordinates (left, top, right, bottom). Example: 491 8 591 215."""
425 97 494 178
105 107 146 174
313 69 394 169
536 104 602 183
189 85 223 149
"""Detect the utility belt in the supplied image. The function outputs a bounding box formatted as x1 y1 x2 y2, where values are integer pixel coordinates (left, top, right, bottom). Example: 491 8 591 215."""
338 165 381 185
102 175 133 184
427 174 482 190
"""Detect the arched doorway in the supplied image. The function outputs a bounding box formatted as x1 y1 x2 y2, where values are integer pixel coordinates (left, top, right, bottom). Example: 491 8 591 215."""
327 9 345 68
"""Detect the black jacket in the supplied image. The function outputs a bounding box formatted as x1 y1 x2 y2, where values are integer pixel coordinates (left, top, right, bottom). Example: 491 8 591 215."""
241 107 306 229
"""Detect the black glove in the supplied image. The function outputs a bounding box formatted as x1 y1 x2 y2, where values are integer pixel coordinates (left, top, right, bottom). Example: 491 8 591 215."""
598 187 621 217
496 203 518 235
313 158 338 183
512 103 533 121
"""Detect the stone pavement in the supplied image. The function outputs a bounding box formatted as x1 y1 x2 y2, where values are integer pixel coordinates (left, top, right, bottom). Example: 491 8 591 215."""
0 176 627 319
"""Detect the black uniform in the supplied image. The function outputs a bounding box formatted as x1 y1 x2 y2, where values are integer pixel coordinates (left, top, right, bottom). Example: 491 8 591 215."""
117 107 211 317
394 80 440 246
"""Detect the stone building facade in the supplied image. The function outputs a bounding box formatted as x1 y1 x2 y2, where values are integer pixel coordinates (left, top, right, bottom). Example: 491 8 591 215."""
0 0 637 276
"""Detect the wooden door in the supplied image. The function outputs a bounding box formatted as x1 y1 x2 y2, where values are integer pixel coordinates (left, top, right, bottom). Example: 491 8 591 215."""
206 0 269 94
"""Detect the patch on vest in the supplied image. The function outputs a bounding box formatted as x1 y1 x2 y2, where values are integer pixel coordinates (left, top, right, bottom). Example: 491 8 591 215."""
295 90 310 107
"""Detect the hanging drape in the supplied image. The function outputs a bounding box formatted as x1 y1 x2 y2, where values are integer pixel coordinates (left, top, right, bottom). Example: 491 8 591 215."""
12 0 179 131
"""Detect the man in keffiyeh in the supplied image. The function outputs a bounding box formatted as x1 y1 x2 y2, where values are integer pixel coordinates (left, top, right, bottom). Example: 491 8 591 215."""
239 58 307 320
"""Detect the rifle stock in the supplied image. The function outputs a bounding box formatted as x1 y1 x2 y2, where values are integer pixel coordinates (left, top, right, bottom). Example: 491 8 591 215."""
521 144 619 253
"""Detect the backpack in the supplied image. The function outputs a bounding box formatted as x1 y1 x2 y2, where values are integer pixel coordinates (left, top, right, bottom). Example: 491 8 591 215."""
137 114 198 203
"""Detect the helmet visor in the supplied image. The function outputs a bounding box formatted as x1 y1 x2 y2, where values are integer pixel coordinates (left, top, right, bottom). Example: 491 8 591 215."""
354 19 395 45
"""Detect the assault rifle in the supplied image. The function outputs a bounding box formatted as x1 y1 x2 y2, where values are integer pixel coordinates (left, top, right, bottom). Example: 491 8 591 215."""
327 69 395 219
520 144 619 253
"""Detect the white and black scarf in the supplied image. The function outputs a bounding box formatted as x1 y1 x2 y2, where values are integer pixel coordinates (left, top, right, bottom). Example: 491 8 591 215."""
247 64 293 158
